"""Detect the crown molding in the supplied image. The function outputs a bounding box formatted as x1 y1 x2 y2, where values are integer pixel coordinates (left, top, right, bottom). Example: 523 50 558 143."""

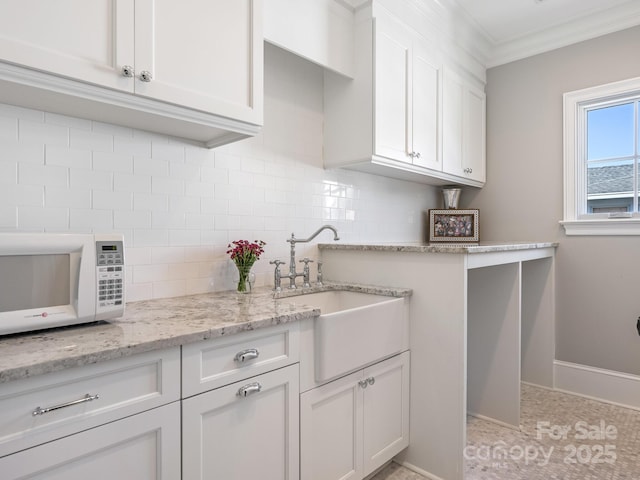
487 1 640 68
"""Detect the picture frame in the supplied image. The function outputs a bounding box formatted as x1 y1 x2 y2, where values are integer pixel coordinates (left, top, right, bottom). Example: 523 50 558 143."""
428 209 480 243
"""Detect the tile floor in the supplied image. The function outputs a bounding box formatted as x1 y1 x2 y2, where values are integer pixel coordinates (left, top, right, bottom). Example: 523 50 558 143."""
371 384 640 480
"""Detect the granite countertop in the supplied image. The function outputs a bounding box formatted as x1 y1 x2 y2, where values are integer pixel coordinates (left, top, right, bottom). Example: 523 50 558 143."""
0 282 411 384
318 241 558 254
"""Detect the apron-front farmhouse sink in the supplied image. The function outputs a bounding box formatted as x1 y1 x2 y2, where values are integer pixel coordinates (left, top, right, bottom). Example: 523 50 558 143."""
278 290 406 382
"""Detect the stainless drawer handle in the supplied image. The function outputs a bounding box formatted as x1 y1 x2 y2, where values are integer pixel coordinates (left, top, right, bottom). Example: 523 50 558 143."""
237 382 262 398
32 393 100 416
234 348 259 363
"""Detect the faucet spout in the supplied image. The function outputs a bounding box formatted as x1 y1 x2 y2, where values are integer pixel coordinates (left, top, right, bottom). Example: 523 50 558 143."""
287 225 340 244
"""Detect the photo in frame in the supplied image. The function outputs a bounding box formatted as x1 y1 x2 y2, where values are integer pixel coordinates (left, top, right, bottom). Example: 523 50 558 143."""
428 209 479 243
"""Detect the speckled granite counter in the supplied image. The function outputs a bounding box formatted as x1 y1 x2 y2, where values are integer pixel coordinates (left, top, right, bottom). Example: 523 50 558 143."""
0 283 411 384
318 241 558 254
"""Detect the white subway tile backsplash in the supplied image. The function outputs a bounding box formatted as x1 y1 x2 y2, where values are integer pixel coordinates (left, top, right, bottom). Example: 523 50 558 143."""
170 195 200 213
170 162 200 181
125 246 153 266
0 116 17 141
152 176 184 196
69 208 112 231
1 184 43 207
46 145 91 169
93 151 134 173
46 187 91 209
70 168 112 190
201 198 228 215
4 142 45 165
152 280 187 299
19 163 68 187
134 192 168 212
0 161 17 184
114 173 152 193
133 228 169 247
151 141 185 162
70 128 113 152
151 246 185 264
93 190 133 211
19 120 69 147
134 156 169 177
114 135 151 157
114 210 151 229
169 229 201 246
153 211 185 229
18 206 68 230
185 181 214 198
0 206 16 228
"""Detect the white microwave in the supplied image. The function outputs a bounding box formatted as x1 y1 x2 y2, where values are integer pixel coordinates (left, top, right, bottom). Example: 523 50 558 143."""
0 233 125 335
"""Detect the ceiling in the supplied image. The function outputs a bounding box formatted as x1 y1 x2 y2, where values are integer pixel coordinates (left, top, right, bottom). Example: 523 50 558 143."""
452 0 640 66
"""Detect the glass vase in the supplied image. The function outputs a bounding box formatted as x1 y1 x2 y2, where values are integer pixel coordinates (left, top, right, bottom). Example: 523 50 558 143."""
235 264 254 293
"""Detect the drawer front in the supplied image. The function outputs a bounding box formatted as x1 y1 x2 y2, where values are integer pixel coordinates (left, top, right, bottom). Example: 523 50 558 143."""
182 323 299 397
0 401 181 480
0 347 180 458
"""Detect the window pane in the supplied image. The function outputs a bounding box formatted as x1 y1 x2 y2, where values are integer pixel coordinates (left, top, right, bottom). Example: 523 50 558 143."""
587 159 634 213
587 103 634 161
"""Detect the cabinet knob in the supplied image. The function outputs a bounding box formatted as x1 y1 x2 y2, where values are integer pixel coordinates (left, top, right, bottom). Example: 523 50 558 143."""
140 70 153 82
408 152 421 159
358 379 369 389
367 376 375 386
237 382 262 397
464 168 473 174
121 65 134 78
234 348 260 363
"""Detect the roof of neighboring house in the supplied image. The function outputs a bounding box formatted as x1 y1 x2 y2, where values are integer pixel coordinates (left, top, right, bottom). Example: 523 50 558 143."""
588 164 634 195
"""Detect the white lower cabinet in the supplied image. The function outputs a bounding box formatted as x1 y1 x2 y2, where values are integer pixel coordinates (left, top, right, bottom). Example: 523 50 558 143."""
182 364 300 480
0 401 180 480
300 351 410 480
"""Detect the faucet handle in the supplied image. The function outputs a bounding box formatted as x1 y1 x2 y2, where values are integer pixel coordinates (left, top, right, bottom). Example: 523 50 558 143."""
317 261 324 287
299 257 314 265
270 260 285 292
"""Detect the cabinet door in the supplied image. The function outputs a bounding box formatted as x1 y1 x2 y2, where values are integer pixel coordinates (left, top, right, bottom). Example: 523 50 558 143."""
300 369 363 480
442 66 486 183
134 0 263 125
183 364 299 480
463 84 486 183
442 67 464 177
362 351 411 477
0 0 134 91
373 10 412 163
0 402 180 480
412 44 441 171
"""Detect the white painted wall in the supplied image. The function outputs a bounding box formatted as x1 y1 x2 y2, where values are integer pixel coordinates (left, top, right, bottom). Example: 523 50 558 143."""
464 25 640 376
0 44 438 302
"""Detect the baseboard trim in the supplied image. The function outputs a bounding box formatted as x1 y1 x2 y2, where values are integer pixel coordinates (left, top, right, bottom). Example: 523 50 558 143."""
467 411 520 431
397 461 446 480
554 360 640 412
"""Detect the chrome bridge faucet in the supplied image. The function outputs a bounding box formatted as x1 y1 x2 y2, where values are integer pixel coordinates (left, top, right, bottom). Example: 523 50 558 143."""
270 225 339 291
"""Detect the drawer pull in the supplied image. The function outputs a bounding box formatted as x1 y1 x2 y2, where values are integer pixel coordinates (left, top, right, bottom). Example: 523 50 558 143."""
234 348 260 363
237 382 262 398
32 393 100 417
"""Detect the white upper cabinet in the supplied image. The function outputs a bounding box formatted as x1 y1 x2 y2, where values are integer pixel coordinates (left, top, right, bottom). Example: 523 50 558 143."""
0 0 135 91
442 66 486 184
374 11 440 171
0 0 263 147
324 1 486 187
264 0 354 78
135 0 262 124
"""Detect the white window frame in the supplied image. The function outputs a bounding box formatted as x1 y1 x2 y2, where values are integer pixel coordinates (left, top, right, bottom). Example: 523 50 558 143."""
562 76 640 235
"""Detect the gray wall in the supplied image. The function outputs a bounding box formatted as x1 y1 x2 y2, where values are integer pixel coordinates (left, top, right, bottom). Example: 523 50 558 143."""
464 26 640 376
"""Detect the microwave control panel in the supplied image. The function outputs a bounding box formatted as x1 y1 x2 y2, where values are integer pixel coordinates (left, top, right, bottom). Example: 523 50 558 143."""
95 240 124 313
